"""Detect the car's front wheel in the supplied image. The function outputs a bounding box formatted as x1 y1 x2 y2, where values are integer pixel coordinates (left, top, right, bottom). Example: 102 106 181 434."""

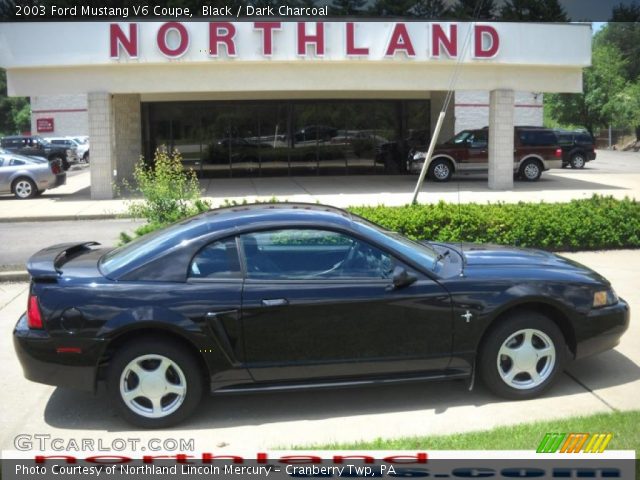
107 338 203 428
478 312 566 399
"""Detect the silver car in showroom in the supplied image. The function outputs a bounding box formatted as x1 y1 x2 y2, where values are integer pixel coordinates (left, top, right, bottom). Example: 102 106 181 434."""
0 149 66 199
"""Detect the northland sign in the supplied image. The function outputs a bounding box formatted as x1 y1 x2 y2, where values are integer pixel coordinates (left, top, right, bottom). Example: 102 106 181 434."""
109 22 500 60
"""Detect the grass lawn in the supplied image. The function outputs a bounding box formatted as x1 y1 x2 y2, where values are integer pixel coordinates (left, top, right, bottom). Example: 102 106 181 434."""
296 410 640 453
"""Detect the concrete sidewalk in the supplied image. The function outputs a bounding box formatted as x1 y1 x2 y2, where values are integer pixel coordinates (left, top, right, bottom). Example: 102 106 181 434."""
1 151 639 221
0 250 637 450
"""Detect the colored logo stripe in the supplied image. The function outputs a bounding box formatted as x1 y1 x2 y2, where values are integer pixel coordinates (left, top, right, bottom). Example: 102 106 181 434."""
537 433 613 453
537 433 566 453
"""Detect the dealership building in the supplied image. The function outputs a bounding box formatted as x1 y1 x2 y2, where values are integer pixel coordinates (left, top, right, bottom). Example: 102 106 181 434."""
0 21 591 199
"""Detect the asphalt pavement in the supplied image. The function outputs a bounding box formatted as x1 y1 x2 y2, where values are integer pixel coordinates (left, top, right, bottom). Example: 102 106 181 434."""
0 250 637 451
0 218 143 269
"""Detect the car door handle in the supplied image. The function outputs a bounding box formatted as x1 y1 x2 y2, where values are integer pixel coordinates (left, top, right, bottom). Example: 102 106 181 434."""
261 298 289 307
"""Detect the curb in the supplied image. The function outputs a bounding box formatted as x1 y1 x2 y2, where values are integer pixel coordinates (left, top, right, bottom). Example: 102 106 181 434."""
0 214 132 223
0 271 29 283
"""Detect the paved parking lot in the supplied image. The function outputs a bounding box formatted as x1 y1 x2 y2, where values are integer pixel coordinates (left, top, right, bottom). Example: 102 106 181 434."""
0 250 637 452
0 150 638 220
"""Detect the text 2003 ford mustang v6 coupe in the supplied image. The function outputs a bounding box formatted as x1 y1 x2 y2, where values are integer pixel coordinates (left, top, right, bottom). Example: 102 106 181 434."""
14 204 629 427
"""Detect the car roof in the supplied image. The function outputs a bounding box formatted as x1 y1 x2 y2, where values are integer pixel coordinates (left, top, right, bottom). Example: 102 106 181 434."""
201 202 354 231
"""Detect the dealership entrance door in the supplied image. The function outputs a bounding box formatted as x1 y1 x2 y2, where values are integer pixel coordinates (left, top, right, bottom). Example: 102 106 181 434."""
142 99 431 177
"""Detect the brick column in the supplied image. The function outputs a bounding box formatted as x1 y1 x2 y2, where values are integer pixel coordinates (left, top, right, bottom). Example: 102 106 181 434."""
88 92 115 200
87 93 141 199
488 89 515 190
430 91 456 142
113 94 142 184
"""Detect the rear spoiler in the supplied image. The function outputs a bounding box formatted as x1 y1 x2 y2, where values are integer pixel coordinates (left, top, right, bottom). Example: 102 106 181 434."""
27 242 100 279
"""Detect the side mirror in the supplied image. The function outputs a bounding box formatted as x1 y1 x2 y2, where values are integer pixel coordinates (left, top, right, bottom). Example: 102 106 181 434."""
391 266 417 290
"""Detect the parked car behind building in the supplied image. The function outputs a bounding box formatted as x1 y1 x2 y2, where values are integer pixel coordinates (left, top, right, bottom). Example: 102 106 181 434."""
407 127 562 182
554 130 596 169
0 135 71 170
0 151 66 199
43 137 80 164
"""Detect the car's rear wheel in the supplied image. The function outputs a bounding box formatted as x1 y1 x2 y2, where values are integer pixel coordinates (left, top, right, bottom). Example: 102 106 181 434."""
428 158 453 182
478 311 566 399
570 153 586 169
12 177 38 199
518 159 542 181
107 338 203 428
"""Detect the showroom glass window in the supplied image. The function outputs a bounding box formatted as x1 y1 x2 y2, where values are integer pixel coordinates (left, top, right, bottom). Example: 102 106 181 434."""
240 229 395 280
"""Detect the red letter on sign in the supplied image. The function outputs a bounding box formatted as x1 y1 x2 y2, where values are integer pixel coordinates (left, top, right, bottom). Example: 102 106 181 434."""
254 22 281 56
157 22 189 58
346 22 368 56
210 22 237 57
297 22 324 56
474 25 500 58
385 23 415 57
110 23 138 58
432 24 457 58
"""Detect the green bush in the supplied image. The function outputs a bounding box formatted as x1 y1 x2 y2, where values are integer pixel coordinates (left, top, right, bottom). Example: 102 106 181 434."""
122 193 640 251
349 195 640 251
120 147 209 244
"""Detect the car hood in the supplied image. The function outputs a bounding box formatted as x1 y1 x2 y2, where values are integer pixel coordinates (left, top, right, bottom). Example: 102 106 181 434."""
430 242 609 284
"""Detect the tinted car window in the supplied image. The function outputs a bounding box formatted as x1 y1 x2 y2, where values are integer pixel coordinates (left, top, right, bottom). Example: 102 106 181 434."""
189 239 240 279
241 229 394 280
576 133 593 143
518 130 558 146
9 158 25 166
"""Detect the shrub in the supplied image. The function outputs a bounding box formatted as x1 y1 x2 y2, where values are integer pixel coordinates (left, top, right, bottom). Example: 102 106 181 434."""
120 147 209 243
349 195 640 251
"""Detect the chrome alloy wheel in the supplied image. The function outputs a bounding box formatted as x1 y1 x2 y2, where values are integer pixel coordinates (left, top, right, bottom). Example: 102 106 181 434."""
15 180 33 198
433 163 450 180
523 163 540 180
119 354 187 418
496 329 556 390
572 155 585 168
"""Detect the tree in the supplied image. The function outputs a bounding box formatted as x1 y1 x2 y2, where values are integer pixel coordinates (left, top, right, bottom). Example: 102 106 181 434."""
412 0 449 18
368 0 417 16
545 41 628 136
597 20 640 140
500 0 568 21
0 69 31 135
450 0 496 19
330 0 366 15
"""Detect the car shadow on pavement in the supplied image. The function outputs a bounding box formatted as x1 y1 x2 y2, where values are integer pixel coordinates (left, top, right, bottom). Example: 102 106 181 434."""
42 350 639 432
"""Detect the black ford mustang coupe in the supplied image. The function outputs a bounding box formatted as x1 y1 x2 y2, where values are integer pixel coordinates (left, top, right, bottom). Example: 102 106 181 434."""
14 204 629 428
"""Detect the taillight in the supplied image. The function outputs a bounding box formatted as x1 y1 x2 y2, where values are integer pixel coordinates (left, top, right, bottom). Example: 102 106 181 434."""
27 294 44 329
555 148 563 158
51 162 61 174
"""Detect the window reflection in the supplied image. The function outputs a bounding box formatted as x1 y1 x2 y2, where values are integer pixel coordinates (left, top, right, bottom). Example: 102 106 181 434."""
144 99 430 177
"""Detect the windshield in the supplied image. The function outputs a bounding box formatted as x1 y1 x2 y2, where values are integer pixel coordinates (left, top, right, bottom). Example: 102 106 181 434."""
445 131 473 145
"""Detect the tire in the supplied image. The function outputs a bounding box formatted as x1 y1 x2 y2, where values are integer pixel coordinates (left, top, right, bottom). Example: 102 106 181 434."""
570 153 586 169
518 159 542 181
107 337 203 428
83 152 90 164
428 158 453 182
478 311 566 400
12 177 38 199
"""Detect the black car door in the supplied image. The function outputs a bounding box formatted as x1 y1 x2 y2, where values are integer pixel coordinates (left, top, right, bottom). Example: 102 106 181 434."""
238 228 453 383
184 237 250 387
